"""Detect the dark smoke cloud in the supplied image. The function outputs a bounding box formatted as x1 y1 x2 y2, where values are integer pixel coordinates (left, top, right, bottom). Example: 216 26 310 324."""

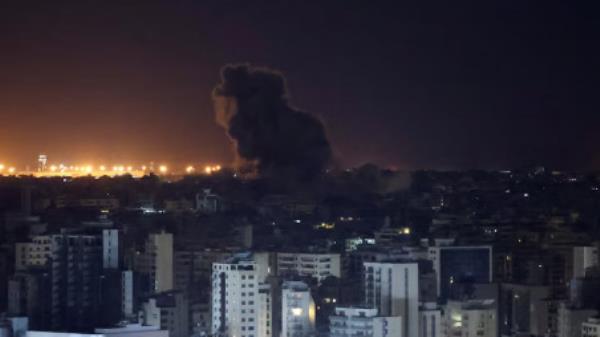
213 64 332 181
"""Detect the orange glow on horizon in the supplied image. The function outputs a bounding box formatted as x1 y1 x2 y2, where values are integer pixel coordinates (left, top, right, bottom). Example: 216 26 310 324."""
0 156 224 178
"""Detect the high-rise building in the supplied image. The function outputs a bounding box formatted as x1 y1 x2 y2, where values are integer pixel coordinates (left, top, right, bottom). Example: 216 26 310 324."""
137 231 174 293
364 262 419 337
13 233 105 331
428 245 493 302
329 307 402 337
281 281 315 337
211 253 272 337
174 248 233 337
33 229 123 328
50 233 104 331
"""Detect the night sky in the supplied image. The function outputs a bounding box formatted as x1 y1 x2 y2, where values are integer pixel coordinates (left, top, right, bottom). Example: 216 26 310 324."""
0 1 598 170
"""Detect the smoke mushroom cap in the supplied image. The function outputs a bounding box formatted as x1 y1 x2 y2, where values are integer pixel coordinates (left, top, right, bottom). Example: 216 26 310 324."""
213 64 333 182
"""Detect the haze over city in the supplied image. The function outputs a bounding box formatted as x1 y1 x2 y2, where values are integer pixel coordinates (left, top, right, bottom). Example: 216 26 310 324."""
1 1 598 170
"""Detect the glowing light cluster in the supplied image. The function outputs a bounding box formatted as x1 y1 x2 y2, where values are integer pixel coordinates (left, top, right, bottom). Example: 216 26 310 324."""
0 163 17 175
204 165 222 174
0 157 224 178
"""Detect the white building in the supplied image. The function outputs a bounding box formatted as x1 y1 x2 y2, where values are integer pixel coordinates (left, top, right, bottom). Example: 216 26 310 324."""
444 299 497 337
277 252 340 284
138 231 174 293
281 281 315 337
102 229 119 269
211 253 272 337
26 324 168 337
364 262 419 337
582 317 600 337
329 307 402 337
419 302 442 337
573 246 599 279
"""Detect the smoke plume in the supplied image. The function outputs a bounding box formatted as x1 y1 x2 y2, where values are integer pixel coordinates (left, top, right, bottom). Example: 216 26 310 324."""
213 64 332 181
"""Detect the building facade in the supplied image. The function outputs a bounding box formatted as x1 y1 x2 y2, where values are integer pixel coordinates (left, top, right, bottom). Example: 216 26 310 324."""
281 281 315 337
276 252 340 284
329 307 402 337
444 300 497 337
137 232 174 293
211 254 272 337
364 262 419 337
428 246 493 302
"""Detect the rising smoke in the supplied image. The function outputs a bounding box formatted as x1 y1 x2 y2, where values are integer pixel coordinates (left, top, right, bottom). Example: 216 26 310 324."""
213 64 332 181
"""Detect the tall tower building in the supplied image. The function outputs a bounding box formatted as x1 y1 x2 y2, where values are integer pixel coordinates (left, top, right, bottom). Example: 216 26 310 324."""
138 231 174 293
364 261 419 337
211 253 272 337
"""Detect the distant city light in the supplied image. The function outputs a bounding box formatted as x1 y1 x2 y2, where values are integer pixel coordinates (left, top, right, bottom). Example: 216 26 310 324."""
0 156 223 178
204 165 222 175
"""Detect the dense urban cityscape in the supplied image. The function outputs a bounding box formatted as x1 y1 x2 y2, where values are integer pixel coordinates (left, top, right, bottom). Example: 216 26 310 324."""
2 165 600 337
1 1 598 337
